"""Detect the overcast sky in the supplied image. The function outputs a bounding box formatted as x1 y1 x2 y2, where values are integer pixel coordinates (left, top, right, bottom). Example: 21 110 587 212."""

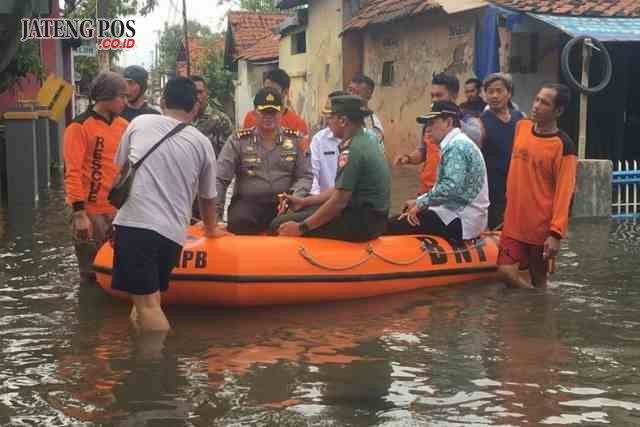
118 0 233 68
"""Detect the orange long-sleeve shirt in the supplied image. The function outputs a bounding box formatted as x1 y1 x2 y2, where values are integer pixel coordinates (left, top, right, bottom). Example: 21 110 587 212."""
502 120 577 245
243 108 309 135
419 134 441 194
63 110 128 215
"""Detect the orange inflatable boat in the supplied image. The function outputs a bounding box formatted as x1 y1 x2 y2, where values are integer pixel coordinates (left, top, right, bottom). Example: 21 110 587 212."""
93 226 500 307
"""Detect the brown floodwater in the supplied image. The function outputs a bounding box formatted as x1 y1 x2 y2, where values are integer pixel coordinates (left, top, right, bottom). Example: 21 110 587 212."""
0 170 639 426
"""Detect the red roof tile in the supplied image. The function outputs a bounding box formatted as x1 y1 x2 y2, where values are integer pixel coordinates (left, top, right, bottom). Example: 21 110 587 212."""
343 0 441 32
227 11 289 58
489 0 640 17
238 34 281 61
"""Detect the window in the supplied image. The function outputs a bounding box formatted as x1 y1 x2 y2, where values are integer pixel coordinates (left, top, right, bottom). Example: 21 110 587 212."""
325 63 330 82
381 61 394 86
292 31 306 55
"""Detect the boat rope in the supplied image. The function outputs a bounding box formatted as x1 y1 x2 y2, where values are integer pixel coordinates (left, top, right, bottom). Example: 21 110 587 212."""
298 245 375 271
298 236 494 271
368 246 430 266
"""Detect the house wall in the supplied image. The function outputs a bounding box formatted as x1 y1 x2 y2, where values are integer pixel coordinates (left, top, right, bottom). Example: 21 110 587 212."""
278 0 344 132
234 60 276 126
278 33 308 121
363 11 478 158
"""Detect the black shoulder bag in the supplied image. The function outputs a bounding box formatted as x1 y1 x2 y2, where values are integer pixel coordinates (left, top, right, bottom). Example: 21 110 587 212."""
108 122 188 208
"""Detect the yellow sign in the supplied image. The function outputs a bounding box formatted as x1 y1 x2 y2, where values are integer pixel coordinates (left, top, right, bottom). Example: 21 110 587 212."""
37 74 73 123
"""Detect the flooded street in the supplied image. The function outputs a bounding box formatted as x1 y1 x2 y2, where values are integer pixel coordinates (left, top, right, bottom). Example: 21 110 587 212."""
1 171 640 426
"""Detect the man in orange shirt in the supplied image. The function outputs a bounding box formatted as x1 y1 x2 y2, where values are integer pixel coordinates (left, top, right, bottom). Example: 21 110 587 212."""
498 84 577 289
242 68 309 136
63 72 129 282
394 73 482 196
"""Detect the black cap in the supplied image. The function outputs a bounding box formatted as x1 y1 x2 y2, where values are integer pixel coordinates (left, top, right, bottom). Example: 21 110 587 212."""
253 87 283 112
123 65 149 93
416 100 460 124
323 95 372 116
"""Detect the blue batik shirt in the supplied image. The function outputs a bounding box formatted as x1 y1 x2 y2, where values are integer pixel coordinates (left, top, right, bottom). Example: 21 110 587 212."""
416 128 490 239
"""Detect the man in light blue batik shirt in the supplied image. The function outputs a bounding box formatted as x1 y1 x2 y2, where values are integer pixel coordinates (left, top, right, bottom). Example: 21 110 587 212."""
387 101 489 241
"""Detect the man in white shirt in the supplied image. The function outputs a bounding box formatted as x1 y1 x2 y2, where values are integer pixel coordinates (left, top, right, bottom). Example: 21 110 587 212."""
348 74 384 147
309 91 346 194
112 77 226 332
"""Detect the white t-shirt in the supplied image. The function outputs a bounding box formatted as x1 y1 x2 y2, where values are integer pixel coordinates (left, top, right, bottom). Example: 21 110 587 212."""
309 127 341 195
114 114 217 245
365 112 385 148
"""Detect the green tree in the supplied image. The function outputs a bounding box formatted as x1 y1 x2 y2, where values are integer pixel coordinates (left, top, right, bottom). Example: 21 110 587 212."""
0 40 46 93
238 0 279 11
158 20 213 76
64 0 158 17
64 0 158 83
200 39 234 112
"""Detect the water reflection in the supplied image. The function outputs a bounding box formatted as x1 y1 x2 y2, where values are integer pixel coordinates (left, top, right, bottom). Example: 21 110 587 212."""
0 176 640 425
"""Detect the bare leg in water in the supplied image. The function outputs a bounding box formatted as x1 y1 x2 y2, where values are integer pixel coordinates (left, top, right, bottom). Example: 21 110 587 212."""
498 264 535 289
130 292 170 332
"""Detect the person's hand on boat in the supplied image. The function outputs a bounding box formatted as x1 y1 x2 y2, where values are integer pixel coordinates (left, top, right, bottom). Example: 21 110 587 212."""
398 204 421 227
280 194 306 212
278 221 302 237
205 226 231 238
72 210 93 241
277 193 290 214
543 235 560 260
403 199 417 212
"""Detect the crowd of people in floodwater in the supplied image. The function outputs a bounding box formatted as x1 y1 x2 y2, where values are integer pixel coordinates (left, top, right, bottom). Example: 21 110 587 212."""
63 65 577 331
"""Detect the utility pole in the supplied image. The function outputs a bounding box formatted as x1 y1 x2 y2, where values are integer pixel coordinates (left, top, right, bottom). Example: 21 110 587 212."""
182 0 191 76
97 0 109 71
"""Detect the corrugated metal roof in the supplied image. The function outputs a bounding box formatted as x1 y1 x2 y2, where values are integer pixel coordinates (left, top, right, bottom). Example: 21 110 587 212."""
490 0 640 17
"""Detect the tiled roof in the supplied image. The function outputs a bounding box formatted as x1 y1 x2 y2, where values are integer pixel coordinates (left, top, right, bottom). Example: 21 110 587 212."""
343 0 441 33
489 0 640 17
238 34 281 61
227 11 289 58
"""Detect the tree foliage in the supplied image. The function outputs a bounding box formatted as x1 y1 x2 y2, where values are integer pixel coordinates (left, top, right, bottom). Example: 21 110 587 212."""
158 20 213 76
0 41 46 93
200 40 235 109
64 0 158 17
238 0 279 11
63 0 158 84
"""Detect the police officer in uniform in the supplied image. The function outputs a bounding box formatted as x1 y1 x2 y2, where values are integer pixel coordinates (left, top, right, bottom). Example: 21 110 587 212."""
276 95 391 242
216 87 312 235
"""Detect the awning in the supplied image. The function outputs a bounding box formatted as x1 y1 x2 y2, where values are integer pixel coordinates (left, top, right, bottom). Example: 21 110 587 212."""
530 14 640 42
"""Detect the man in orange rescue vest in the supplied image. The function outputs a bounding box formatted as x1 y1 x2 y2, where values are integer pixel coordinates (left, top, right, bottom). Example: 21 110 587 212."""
63 71 129 282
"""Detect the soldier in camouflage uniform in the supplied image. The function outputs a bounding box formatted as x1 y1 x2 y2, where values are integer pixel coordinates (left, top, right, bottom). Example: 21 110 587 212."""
216 88 312 235
191 75 233 156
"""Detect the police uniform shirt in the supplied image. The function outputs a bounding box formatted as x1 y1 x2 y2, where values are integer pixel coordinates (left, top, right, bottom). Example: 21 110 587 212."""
216 127 312 213
309 127 341 195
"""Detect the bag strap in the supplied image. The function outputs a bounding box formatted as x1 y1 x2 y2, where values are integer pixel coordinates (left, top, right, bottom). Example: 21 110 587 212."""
132 122 188 170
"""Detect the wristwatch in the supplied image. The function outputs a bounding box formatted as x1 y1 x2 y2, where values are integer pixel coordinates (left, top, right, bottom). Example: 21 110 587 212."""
298 222 310 235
